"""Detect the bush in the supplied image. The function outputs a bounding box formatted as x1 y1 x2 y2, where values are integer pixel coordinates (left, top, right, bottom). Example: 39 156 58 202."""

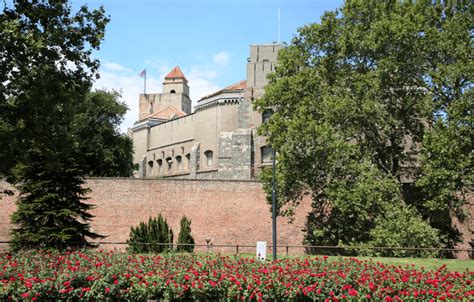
367 205 445 258
127 214 173 253
176 216 195 253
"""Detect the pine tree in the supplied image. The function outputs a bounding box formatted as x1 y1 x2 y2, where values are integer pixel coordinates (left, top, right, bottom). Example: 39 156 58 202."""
127 214 174 253
1 0 109 250
177 216 195 253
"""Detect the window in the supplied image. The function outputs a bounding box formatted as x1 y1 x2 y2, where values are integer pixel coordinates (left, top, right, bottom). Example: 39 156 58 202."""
204 150 213 167
166 157 173 172
261 146 273 163
157 159 163 174
170 89 176 94
262 109 273 123
147 160 154 168
185 153 190 170
176 155 182 171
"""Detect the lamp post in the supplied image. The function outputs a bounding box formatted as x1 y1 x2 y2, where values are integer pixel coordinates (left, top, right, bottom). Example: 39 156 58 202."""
271 147 277 261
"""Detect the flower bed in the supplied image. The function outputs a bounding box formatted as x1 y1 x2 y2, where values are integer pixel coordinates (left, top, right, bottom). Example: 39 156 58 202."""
1 250 472 301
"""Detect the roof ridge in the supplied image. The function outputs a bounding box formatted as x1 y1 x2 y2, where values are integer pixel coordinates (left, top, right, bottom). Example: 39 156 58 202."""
198 80 246 102
165 66 187 81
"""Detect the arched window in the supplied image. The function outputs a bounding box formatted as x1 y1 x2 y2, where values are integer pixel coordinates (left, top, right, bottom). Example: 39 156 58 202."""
204 150 213 167
262 109 273 123
261 146 273 163
147 160 154 168
157 159 163 174
166 157 173 172
185 153 190 170
176 155 182 171
170 89 176 94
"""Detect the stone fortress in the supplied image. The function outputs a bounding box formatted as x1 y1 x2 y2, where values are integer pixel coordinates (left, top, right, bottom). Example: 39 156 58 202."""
132 43 281 180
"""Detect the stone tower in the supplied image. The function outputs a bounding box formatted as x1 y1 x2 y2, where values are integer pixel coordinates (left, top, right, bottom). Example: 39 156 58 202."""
138 66 192 121
162 66 190 96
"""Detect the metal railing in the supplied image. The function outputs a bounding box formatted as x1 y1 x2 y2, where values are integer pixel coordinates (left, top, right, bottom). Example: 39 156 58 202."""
0 241 472 259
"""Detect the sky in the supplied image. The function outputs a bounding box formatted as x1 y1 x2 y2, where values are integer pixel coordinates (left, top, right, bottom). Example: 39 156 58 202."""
72 0 344 132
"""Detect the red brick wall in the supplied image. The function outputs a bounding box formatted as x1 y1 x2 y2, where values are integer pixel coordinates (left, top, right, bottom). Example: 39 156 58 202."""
0 179 312 255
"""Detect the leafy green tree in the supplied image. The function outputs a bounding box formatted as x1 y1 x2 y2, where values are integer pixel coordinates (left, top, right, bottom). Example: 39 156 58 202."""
415 2 473 249
255 0 471 255
75 90 133 177
1 0 109 249
127 214 174 254
367 205 444 258
177 216 195 253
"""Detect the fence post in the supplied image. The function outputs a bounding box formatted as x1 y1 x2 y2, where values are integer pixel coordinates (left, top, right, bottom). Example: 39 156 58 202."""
286 245 289 256
236 244 239 255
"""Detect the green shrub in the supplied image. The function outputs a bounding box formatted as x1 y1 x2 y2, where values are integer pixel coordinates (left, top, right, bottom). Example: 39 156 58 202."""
176 216 195 253
127 214 173 253
367 205 445 258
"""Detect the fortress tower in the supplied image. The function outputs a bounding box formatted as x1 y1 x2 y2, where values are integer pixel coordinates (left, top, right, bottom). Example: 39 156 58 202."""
132 43 281 179
138 66 192 121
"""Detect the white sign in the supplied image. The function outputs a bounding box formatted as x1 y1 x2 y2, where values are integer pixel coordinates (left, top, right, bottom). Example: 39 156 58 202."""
256 241 266 261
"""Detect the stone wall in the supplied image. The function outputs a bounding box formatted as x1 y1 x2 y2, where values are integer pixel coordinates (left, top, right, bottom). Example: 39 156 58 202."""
0 178 311 255
2 178 471 258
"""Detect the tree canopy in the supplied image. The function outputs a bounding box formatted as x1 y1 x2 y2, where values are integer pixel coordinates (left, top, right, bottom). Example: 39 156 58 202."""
1 0 113 249
255 0 472 256
75 90 134 177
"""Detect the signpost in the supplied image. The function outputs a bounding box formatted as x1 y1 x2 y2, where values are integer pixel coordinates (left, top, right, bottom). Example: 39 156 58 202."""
256 241 266 261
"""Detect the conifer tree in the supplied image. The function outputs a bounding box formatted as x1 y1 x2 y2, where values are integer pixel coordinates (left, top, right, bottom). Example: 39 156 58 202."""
177 216 195 253
127 214 174 253
1 0 109 249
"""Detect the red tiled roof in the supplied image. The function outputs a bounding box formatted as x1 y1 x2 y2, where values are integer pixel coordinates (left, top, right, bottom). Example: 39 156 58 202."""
165 66 187 81
223 80 247 90
149 106 187 120
199 80 247 101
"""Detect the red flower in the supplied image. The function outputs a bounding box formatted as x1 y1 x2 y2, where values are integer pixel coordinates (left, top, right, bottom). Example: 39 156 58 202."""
105 287 111 294
348 289 358 297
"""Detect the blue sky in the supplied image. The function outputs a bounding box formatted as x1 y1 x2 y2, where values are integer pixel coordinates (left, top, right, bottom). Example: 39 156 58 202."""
79 0 344 131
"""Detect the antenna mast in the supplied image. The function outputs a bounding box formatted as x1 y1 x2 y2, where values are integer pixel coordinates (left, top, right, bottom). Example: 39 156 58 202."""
278 8 281 43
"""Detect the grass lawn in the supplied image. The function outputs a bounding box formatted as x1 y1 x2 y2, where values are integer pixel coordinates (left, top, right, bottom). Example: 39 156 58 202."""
327 256 474 272
199 252 473 272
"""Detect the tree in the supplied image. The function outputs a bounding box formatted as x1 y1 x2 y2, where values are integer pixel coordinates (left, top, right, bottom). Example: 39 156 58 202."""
1 0 109 249
177 216 195 253
255 0 472 255
127 214 174 254
75 90 133 177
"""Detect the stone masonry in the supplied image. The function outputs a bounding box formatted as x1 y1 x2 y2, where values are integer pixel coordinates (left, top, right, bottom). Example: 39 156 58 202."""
0 179 312 255
131 44 281 181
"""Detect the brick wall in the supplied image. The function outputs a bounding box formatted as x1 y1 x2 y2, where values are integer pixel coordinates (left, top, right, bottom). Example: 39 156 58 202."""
2 178 471 258
0 178 312 255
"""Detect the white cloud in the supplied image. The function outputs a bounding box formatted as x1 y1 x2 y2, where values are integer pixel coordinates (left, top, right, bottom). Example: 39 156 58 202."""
187 67 221 106
93 61 222 133
102 62 132 73
213 51 230 66
93 64 162 133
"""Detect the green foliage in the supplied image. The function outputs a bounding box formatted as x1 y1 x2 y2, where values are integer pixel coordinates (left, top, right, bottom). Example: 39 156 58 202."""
1 0 109 249
75 90 134 177
366 205 445 258
255 0 472 256
127 214 174 254
177 216 195 253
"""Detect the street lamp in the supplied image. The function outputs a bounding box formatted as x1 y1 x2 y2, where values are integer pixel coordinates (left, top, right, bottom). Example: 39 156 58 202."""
271 147 277 261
